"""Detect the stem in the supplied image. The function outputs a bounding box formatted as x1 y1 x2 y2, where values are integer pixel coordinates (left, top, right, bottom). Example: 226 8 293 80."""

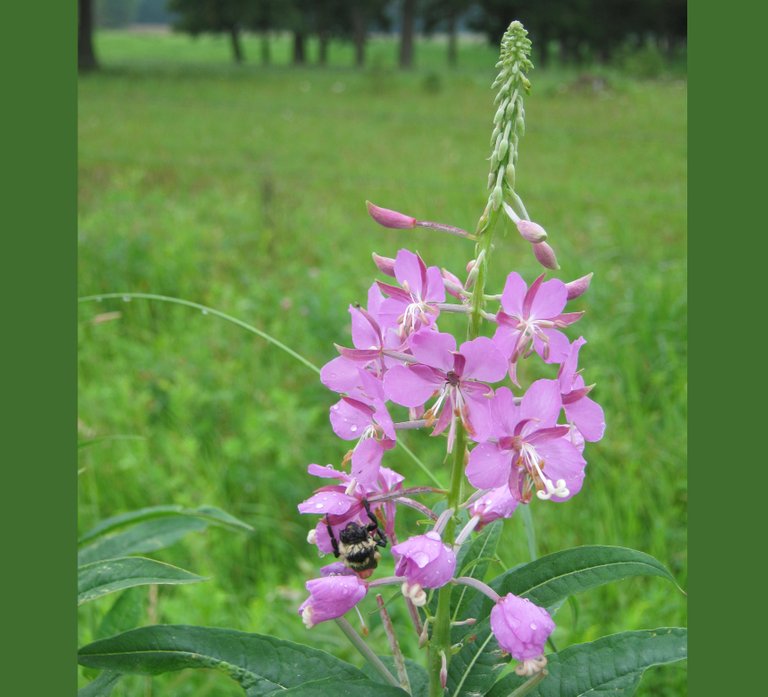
335 617 401 688
78 292 320 375
520 504 539 560
376 594 412 694
469 208 502 340
429 422 466 697
507 670 548 697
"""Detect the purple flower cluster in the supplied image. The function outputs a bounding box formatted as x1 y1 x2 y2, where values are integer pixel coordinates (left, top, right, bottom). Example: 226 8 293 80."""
297 204 605 672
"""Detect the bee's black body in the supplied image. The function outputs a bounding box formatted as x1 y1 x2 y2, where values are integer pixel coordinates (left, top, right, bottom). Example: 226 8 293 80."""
327 500 388 576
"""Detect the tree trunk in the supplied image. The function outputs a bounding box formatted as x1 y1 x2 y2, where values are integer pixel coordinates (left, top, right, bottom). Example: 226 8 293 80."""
318 33 329 66
399 0 415 69
229 25 244 64
78 0 98 72
447 12 457 68
261 33 270 66
352 6 366 68
293 31 306 65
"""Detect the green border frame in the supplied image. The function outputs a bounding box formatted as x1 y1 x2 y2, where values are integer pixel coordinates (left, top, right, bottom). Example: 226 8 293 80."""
4 2 76 694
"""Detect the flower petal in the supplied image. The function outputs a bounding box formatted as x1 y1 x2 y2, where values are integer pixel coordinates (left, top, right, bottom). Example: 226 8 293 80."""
520 379 562 428
460 336 508 383
466 442 512 489
535 437 587 501
565 395 606 442
528 278 567 319
409 329 456 371
394 248 428 296
329 397 374 440
384 364 441 407
501 272 527 316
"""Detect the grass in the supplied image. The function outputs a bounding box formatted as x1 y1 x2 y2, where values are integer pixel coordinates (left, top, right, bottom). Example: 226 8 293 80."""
78 30 687 696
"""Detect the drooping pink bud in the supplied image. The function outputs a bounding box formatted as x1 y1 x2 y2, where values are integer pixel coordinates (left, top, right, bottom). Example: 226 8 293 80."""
366 201 416 229
441 267 464 299
565 272 593 300
490 593 555 662
469 486 519 529
531 241 559 270
516 220 548 243
392 531 456 589
372 252 396 277
298 575 368 628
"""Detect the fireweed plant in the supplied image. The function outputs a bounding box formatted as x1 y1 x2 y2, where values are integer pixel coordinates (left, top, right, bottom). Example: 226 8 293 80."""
78 21 686 697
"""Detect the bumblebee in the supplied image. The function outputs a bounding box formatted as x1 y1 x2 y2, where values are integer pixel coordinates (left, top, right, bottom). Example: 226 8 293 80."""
327 499 388 579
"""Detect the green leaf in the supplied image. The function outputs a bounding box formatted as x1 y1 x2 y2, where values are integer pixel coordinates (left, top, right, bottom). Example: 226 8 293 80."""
494 545 678 608
447 547 679 697
264 677 409 697
78 625 372 695
79 504 253 545
78 671 121 697
96 587 148 639
486 628 687 697
78 516 207 565
78 557 205 605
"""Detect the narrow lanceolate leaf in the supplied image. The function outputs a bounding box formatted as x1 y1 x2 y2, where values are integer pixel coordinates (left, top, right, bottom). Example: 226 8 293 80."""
78 671 121 697
493 546 678 608
78 625 372 696
447 547 679 697
263 677 409 697
486 628 688 697
96 587 147 639
78 517 208 565
79 504 254 545
78 557 204 605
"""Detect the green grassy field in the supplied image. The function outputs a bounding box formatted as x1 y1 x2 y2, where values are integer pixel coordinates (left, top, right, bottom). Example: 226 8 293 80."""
78 30 687 696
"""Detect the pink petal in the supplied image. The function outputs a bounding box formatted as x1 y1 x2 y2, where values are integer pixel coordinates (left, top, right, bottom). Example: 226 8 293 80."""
351 438 384 486
466 442 512 489
461 382 496 442
409 329 456 371
383 364 441 407
520 379 562 427
460 336 508 383
329 398 374 440
559 337 587 389
490 386 521 438
534 328 572 364
394 249 427 296
492 323 522 361
564 396 606 442
528 278 567 319
320 355 363 393
307 463 347 481
425 265 447 303
500 272 527 316
298 491 355 516
535 437 587 501
350 305 381 350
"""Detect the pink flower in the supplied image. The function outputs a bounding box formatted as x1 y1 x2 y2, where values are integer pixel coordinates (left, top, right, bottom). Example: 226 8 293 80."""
298 575 368 628
383 329 507 450
490 593 555 661
466 381 586 502
392 531 456 589
377 249 445 338
493 272 583 382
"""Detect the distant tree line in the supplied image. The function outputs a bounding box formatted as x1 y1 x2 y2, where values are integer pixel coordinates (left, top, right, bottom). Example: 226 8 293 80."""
79 0 687 72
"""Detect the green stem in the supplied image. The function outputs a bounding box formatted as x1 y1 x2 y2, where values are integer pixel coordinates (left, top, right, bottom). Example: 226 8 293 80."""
507 670 548 697
469 207 502 340
78 292 320 375
428 424 467 697
520 504 539 560
335 617 401 689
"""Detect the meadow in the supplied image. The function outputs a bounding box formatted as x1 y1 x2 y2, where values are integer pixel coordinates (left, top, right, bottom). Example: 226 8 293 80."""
78 30 687 695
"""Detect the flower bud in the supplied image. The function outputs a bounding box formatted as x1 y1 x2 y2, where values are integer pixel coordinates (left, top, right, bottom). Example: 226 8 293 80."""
469 486 519 529
517 220 547 243
298 575 368 628
392 531 457 589
565 272 593 300
366 201 416 229
532 241 559 270
490 593 554 661
372 252 396 277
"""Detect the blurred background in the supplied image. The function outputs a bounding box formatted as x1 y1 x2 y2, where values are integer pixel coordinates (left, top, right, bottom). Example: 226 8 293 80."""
78 1 686 695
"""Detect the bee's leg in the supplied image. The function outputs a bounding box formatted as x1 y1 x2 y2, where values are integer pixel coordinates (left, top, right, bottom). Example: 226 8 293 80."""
325 518 340 558
362 499 388 548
